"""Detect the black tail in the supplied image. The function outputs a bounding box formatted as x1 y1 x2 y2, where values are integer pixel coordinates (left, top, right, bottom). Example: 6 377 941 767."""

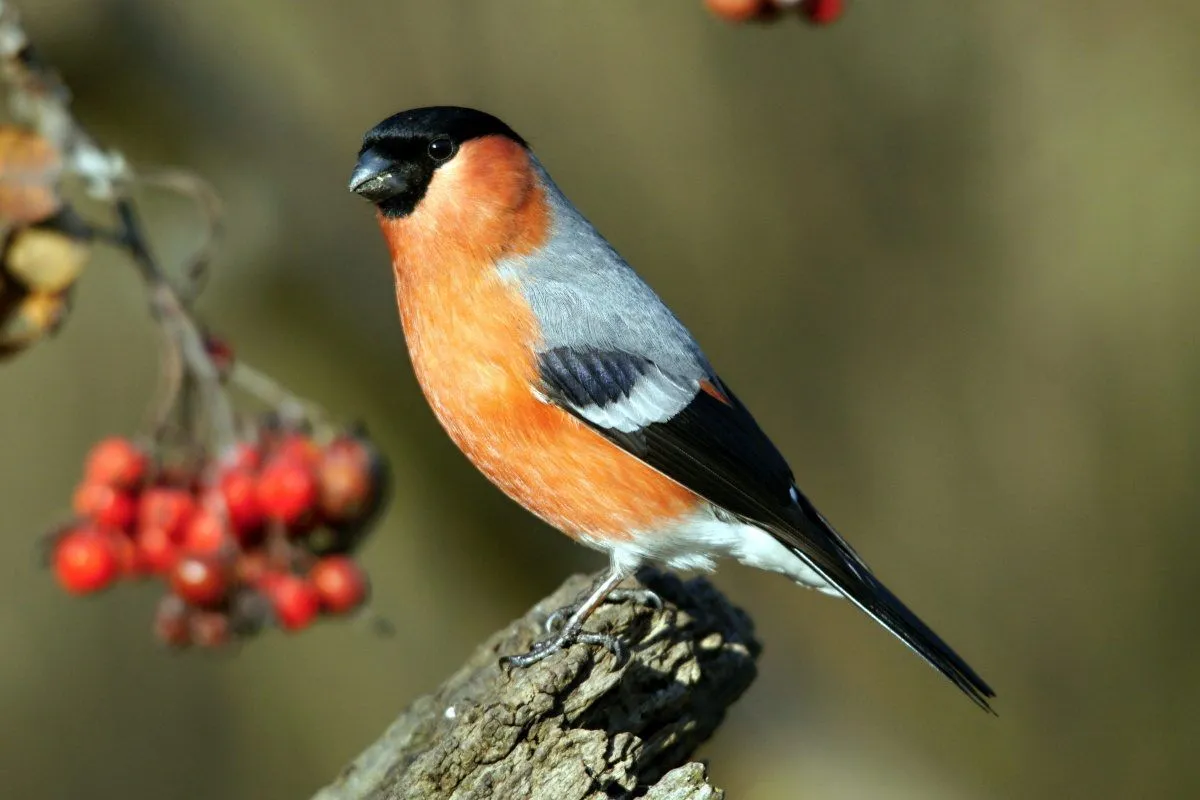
772 499 996 713
849 566 996 713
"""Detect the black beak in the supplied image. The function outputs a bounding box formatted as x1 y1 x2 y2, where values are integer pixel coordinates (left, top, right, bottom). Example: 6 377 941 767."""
349 148 407 203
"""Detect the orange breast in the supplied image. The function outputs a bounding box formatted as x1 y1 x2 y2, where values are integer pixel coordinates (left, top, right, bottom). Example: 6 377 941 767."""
379 137 699 540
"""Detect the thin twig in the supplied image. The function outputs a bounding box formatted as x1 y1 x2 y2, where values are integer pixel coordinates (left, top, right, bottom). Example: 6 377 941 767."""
111 198 237 452
228 360 331 431
135 168 225 306
0 0 235 454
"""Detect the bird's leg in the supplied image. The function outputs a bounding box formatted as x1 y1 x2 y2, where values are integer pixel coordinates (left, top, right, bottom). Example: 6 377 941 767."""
543 586 662 634
502 568 633 668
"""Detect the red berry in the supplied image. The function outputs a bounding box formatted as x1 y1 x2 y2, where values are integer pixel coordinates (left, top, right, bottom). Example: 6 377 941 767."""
190 610 233 648
800 0 843 25
273 433 322 469
53 528 121 594
104 528 139 575
83 437 147 490
257 457 318 528
138 487 196 542
215 468 264 540
72 482 137 531
309 556 369 615
170 555 230 608
317 437 382 524
705 0 774 22
134 525 179 574
154 594 192 648
182 508 234 556
219 441 262 472
262 573 320 631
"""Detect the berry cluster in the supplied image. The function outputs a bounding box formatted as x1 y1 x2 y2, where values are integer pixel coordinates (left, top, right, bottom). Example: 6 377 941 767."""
0 24 395 654
705 0 845 25
48 424 388 649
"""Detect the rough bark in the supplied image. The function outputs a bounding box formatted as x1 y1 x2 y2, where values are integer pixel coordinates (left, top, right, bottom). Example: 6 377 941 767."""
312 569 761 800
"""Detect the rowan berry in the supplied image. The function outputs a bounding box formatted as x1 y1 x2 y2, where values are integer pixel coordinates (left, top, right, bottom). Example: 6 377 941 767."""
317 436 382 524
137 487 196 542
309 556 369 615
257 456 318 529
134 525 178 574
705 0 775 22
72 482 137 531
83 437 147 490
53 527 120 594
801 0 843 25
181 508 233 556
215 468 263 540
262 573 321 631
170 555 230 608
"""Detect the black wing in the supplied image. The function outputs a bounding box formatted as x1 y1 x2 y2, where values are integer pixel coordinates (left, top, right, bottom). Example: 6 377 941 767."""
539 345 995 712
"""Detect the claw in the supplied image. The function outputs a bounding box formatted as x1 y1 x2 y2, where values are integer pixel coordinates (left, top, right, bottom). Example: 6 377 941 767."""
503 570 648 670
606 588 663 610
501 627 626 669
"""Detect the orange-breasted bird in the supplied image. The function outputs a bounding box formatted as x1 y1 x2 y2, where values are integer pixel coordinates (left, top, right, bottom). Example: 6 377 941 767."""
349 106 994 711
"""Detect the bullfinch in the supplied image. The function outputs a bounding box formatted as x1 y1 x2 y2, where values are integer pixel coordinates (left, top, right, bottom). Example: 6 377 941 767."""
349 106 994 712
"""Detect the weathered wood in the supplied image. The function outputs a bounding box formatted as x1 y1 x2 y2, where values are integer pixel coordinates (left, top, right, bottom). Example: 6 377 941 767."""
313 570 761 799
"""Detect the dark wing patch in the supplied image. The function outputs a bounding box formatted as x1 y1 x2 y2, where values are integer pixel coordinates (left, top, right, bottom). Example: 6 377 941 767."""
538 346 996 712
539 347 650 408
539 346 698 434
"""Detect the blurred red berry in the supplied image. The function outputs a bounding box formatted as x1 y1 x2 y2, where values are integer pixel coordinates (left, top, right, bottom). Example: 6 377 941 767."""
170 555 229 608
72 482 137 531
257 456 318 528
138 487 196 542
800 0 843 25
104 528 139 575
53 527 121 594
317 437 382 524
190 610 232 648
273 433 322 469
309 556 368 615
215 468 264 540
134 525 179 574
262 573 320 631
219 441 262 472
154 594 192 648
182 508 233 556
705 0 773 22
83 437 147 490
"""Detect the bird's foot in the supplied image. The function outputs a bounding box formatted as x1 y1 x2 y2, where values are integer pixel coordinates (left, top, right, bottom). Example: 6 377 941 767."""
500 627 625 669
542 588 662 634
501 573 656 669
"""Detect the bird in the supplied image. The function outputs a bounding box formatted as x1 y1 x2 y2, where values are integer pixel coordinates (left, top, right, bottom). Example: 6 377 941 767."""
348 106 995 712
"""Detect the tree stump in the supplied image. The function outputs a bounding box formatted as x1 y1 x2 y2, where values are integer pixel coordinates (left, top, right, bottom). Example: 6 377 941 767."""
312 569 762 799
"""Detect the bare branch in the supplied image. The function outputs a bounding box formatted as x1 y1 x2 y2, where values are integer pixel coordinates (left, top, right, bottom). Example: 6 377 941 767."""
312 570 760 800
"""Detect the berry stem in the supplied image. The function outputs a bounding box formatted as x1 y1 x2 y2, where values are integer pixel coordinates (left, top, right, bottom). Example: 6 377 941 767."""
0 0 236 454
229 360 331 431
113 199 238 453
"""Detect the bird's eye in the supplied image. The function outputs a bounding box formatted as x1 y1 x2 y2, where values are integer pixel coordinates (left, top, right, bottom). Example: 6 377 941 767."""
427 137 455 162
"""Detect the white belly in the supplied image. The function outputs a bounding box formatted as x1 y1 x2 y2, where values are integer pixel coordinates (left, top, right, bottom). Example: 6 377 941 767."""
582 506 842 597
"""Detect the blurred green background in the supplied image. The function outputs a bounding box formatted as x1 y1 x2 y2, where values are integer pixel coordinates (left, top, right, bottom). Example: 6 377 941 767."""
3 1 1199 798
